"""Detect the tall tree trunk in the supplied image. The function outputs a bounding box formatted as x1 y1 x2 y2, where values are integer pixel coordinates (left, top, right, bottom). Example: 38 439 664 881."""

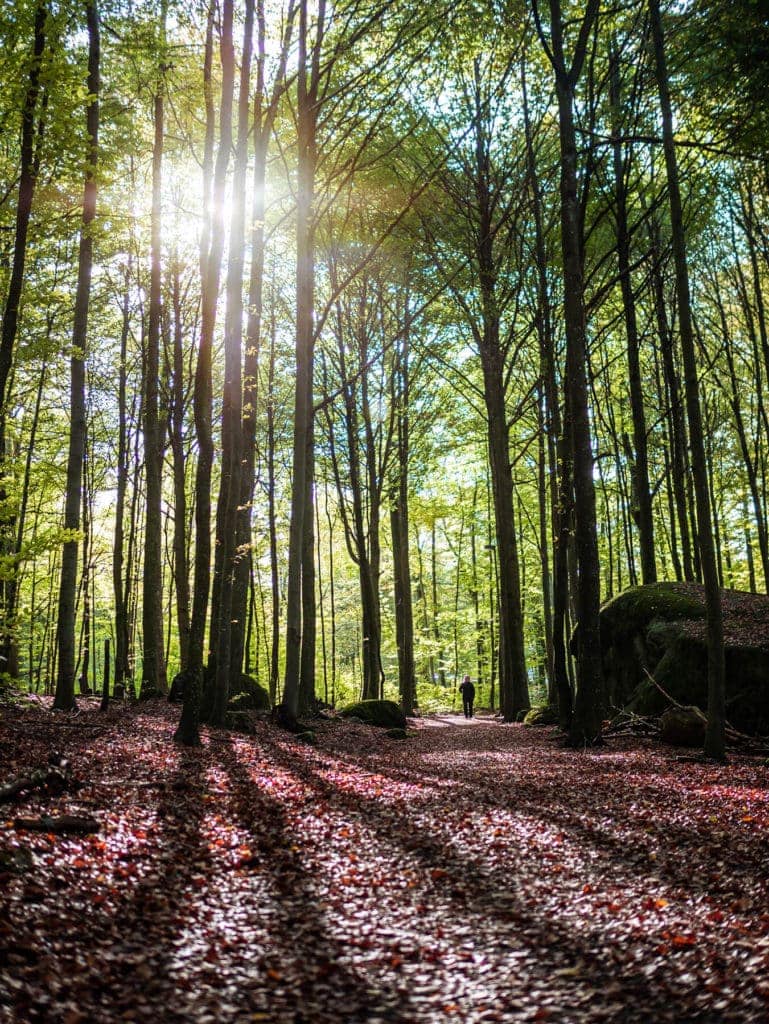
78 438 92 694
54 0 99 711
535 0 604 745
266 306 280 704
472 60 529 720
299 418 317 711
112 260 131 700
209 0 253 727
231 0 295 685
0 2 47 666
175 0 232 744
390 314 416 715
609 42 656 583
649 214 694 580
0 0 47 432
141 8 168 698
281 0 324 725
168 259 191 669
431 521 445 688
649 0 725 760
522 46 572 727
3 356 47 679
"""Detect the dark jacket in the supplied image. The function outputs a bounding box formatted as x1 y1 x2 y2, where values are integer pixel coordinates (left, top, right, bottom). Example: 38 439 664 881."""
459 680 475 700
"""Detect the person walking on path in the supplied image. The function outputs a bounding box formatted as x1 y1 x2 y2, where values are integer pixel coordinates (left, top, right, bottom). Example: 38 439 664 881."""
458 674 475 719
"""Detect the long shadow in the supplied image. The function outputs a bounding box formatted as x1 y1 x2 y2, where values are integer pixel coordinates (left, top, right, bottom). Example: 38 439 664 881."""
256 729 763 1023
106 740 211 1012
210 730 418 1024
0 703 215 1022
307 724 769 903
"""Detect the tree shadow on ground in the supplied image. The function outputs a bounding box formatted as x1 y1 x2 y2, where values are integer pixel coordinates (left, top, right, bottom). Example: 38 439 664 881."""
209 731 419 1024
256 728 762 1023
307 723 768 903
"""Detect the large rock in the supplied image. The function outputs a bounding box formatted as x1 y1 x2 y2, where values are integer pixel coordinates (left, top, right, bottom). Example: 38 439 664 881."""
659 706 707 747
600 583 769 735
227 675 271 712
338 699 407 729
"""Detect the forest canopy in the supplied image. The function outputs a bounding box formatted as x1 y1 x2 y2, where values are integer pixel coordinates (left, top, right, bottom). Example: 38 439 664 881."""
1 0 768 755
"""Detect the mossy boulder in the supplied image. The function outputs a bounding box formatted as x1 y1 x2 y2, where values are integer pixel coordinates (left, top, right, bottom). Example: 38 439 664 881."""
659 706 707 747
226 710 256 734
226 675 271 712
385 727 409 739
338 699 407 729
523 704 559 727
601 583 769 735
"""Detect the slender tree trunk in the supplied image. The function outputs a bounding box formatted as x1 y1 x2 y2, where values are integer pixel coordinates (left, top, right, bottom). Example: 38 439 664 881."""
54 0 99 711
610 43 655 583
2 357 47 677
714 277 769 588
299 418 317 711
209 0 253 727
0 0 47 432
231 0 294 685
523 47 572 727
536 0 604 744
175 0 231 744
325 492 338 706
537 389 554 701
431 521 445 687
472 61 528 720
141 9 168 698
266 307 280 704
0 2 47 664
281 0 323 725
390 318 416 715
168 260 191 669
78 439 91 694
650 0 725 760
112 260 131 700
649 215 694 580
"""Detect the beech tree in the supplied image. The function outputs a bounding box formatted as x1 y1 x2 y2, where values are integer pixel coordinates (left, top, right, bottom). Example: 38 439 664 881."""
54 0 100 711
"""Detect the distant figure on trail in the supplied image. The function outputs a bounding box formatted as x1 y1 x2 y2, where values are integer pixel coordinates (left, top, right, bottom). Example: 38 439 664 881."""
458 674 475 719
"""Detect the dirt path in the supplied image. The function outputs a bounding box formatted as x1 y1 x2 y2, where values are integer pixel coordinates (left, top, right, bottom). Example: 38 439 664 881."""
1 701 768 1022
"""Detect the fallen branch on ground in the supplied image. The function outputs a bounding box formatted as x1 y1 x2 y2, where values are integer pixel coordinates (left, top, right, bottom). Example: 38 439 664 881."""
13 814 100 835
0 754 74 804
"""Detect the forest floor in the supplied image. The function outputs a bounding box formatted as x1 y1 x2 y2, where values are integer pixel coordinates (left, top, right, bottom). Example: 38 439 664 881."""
1 699 769 1024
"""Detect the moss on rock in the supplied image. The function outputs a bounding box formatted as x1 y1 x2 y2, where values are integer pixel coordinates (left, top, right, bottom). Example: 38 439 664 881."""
523 704 559 727
603 583 769 735
601 583 705 643
226 677 271 712
338 700 407 729
660 706 707 747
385 727 409 739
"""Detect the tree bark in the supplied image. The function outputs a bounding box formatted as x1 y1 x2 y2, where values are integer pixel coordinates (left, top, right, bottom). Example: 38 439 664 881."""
175 0 231 744
208 0 253 727
141 8 168 699
609 42 656 583
649 0 725 760
54 0 99 711
535 0 604 744
281 0 324 725
0 2 47 668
